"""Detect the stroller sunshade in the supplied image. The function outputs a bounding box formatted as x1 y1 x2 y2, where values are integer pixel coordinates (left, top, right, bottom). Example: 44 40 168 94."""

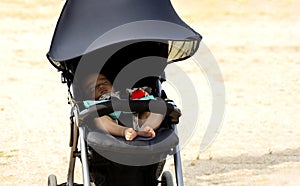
47 0 202 70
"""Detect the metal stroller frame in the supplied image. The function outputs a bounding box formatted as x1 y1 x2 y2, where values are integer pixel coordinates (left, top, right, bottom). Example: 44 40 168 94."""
62 80 183 186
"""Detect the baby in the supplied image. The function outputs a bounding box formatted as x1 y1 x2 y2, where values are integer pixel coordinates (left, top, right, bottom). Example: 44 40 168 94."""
83 73 164 141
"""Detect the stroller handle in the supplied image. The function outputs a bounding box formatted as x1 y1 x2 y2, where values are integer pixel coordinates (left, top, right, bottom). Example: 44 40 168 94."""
79 98 181 124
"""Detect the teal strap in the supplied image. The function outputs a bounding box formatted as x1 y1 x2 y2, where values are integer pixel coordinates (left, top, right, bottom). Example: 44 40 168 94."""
83 100 108 108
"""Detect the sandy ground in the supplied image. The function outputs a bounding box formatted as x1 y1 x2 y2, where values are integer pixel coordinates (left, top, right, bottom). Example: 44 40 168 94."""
1 0 300 185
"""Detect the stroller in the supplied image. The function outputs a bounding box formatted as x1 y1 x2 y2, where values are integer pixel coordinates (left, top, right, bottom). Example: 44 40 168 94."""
46 0 201 186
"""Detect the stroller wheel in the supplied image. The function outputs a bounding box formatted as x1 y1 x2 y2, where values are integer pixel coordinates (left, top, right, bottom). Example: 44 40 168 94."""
48 174 57 186
161 171 174 186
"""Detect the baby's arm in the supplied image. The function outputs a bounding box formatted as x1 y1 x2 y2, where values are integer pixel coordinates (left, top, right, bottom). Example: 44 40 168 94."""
93 116 137 140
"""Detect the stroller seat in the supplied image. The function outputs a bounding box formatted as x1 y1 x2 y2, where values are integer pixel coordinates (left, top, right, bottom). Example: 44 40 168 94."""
79 76 181 166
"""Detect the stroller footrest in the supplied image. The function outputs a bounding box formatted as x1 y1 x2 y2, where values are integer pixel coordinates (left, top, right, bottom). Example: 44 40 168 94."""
86 128 178 166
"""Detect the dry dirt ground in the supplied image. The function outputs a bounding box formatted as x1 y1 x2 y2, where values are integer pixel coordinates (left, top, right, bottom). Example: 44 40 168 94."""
1 0 300 185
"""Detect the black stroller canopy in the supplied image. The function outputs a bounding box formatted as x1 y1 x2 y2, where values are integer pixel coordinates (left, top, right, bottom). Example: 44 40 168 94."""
47 0 202 70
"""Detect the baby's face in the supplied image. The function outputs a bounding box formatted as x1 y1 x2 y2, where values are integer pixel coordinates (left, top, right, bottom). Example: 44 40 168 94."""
85 74 114 100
